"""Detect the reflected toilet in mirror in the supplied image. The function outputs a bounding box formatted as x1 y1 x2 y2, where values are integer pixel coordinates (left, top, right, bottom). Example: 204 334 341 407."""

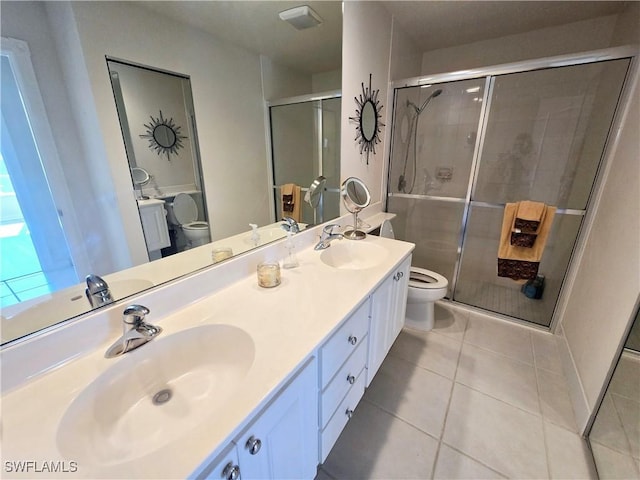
341 177 371 240
165 193 210 250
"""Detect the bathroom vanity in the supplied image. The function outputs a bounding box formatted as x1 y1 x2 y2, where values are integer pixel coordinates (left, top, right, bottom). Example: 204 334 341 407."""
0 217 413 479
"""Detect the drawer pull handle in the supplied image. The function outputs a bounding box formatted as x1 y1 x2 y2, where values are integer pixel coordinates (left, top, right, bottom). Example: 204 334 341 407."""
394 271 404 281
347 374 356 385
222 462 240 480
346 408 354 419
348 335 357 345
245 435 262 455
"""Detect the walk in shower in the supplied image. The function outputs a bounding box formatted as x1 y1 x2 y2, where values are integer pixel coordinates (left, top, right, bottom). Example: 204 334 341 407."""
387 51 633 328
269 93 341 225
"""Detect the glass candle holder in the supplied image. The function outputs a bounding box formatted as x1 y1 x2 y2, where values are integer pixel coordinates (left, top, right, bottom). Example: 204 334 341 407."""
212 247 233 263
257 262 281 288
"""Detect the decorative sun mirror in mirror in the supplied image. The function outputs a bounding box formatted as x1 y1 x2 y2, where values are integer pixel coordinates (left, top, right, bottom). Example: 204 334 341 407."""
341 177 371 240
349 74 384 164
131 167 151 200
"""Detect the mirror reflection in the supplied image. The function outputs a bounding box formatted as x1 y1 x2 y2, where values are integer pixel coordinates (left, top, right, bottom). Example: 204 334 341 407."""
0 1 342 345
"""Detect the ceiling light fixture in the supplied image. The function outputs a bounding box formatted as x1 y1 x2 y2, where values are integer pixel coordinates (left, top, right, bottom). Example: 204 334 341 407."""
279 5 323 30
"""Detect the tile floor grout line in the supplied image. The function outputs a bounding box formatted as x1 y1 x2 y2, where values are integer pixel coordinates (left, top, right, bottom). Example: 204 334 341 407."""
360 397 442 443
609 391 637 459
439 441 510 479
462 337 536 367
429 313 472 480
532 331 553 480
454 381 545 419
388 345 461 382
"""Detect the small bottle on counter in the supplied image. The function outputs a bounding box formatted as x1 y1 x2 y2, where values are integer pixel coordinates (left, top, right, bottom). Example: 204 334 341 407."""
257 262 281 288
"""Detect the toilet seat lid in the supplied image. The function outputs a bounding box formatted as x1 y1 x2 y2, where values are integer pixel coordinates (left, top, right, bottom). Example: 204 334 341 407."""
380 219 395 239
173 193 198 224
409 267 448 289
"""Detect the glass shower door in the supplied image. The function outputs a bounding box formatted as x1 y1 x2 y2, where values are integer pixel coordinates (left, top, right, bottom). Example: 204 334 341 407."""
454 59 631 326
270 96 341 225
387 78 487 295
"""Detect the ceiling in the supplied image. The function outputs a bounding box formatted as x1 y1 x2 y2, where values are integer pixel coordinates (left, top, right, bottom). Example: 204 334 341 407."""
136 1 629 74
382 1 630 51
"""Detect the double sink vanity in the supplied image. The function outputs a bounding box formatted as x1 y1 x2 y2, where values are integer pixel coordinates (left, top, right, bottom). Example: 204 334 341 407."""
0 214 413 479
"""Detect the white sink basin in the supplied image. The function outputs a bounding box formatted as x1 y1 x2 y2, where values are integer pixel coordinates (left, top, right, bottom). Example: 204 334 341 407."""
57 324 254 466
320 241 388 270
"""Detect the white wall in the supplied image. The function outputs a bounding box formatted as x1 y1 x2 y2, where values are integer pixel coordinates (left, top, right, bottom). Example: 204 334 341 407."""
341 1 393 210
389 17 422 81
421 15 619 75
59 1 273 247
560 65 640 430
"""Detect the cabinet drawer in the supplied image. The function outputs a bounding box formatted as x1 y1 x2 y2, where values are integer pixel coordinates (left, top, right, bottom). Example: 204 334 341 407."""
320 338 367 428
319 367 366 463
320 299 369 388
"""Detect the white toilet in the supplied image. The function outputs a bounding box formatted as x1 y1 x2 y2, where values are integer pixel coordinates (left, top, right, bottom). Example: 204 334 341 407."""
380 219 449 331
167 193 210 248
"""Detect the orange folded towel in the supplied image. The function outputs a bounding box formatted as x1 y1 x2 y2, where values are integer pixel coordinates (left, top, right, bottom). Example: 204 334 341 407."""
281 183 302 222
498 202 556 280
514 200 545 233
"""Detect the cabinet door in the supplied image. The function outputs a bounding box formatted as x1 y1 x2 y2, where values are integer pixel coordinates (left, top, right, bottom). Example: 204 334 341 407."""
389 256 411 341
139 204 170 251
237 358 318 480
367 254 412 387
367 273 393 387
195 443 241 480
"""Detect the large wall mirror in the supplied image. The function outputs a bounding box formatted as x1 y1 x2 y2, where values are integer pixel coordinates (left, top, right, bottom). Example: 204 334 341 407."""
0 1 342 345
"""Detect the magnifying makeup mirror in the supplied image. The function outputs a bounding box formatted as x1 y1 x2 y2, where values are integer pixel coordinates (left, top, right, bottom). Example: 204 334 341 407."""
131 167 151 200
341 177 371 240
306 175 327 225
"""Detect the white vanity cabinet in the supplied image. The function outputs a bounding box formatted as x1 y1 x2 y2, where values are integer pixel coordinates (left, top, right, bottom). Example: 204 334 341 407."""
318 299 370 462
195 358 318 480
137 199 171 252
367 255 411 386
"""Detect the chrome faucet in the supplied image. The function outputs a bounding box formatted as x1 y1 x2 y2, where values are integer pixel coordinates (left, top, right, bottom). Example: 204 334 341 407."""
314 224 343 250
105 304 162 358
281 217 300 234
85 274 113 308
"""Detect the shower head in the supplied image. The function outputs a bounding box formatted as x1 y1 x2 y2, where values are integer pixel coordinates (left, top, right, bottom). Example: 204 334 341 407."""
406 88 443 115
418 88 443 113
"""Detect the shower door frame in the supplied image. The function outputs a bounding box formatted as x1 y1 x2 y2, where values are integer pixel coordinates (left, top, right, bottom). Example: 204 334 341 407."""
386 45 637 331
267 90 342 224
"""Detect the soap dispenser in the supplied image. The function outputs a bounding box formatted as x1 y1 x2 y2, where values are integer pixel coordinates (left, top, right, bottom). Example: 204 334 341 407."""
282 231 299 269
249 223 260 246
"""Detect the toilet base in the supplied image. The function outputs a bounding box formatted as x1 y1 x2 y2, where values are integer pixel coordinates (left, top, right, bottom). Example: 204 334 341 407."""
404 301 435 332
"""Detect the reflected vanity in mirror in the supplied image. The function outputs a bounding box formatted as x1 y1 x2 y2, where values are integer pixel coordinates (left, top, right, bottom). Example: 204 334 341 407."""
341 177 371 240
0 1 342 345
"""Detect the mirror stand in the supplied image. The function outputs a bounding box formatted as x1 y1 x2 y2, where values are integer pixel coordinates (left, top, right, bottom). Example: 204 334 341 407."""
343 211 366 240
341 177 371 240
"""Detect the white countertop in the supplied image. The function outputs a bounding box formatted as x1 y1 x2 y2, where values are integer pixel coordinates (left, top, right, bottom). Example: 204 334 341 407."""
0 231 413 479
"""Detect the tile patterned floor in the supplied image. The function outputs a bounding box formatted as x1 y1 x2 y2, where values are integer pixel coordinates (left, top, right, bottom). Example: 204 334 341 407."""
317 301 598 479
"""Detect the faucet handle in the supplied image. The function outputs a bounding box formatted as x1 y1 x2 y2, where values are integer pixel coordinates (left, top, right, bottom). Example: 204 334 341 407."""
282 217 300 233
323 224 340 235
123 304 150 326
